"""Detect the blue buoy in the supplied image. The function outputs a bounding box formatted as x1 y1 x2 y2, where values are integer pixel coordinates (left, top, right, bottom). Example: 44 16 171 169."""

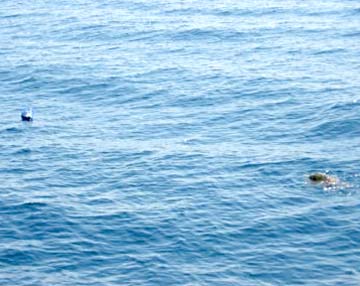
21 108 33 121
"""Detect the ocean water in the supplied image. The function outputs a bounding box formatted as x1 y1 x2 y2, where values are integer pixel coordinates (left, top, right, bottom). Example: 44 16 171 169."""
1 0 360 285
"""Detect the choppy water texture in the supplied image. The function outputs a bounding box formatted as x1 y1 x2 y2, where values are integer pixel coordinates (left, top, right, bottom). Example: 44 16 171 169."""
1 1 360 285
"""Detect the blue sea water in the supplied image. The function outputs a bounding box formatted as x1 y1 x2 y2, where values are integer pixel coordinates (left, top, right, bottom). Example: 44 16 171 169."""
1 0 360 285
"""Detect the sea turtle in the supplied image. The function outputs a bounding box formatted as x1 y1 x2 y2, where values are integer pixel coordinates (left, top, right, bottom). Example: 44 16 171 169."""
309 173 338 186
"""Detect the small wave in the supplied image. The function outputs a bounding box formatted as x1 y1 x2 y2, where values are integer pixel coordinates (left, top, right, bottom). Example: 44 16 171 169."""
313 48 346 56
342 31 360 38
170 28 246 42
2 14 21 19
0 249 36 266
1 127 21 133
11 148 32 155
10 76 37 85
163 7 203 15
349 8 360 15
328 100 360 112
308 118 360 139
215 7 286 17
0 202 48 215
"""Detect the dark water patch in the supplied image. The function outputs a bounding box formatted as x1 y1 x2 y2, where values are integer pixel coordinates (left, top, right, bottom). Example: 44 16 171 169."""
0 249 38 266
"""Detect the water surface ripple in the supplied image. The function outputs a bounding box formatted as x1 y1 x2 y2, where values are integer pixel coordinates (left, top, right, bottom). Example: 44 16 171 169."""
1 0 360 285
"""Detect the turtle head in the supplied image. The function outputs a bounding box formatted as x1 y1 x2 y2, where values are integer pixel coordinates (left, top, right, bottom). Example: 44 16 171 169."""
309 173 327 182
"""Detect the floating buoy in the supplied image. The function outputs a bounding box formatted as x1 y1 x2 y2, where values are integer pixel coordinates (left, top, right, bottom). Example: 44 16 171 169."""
21 108 33 121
